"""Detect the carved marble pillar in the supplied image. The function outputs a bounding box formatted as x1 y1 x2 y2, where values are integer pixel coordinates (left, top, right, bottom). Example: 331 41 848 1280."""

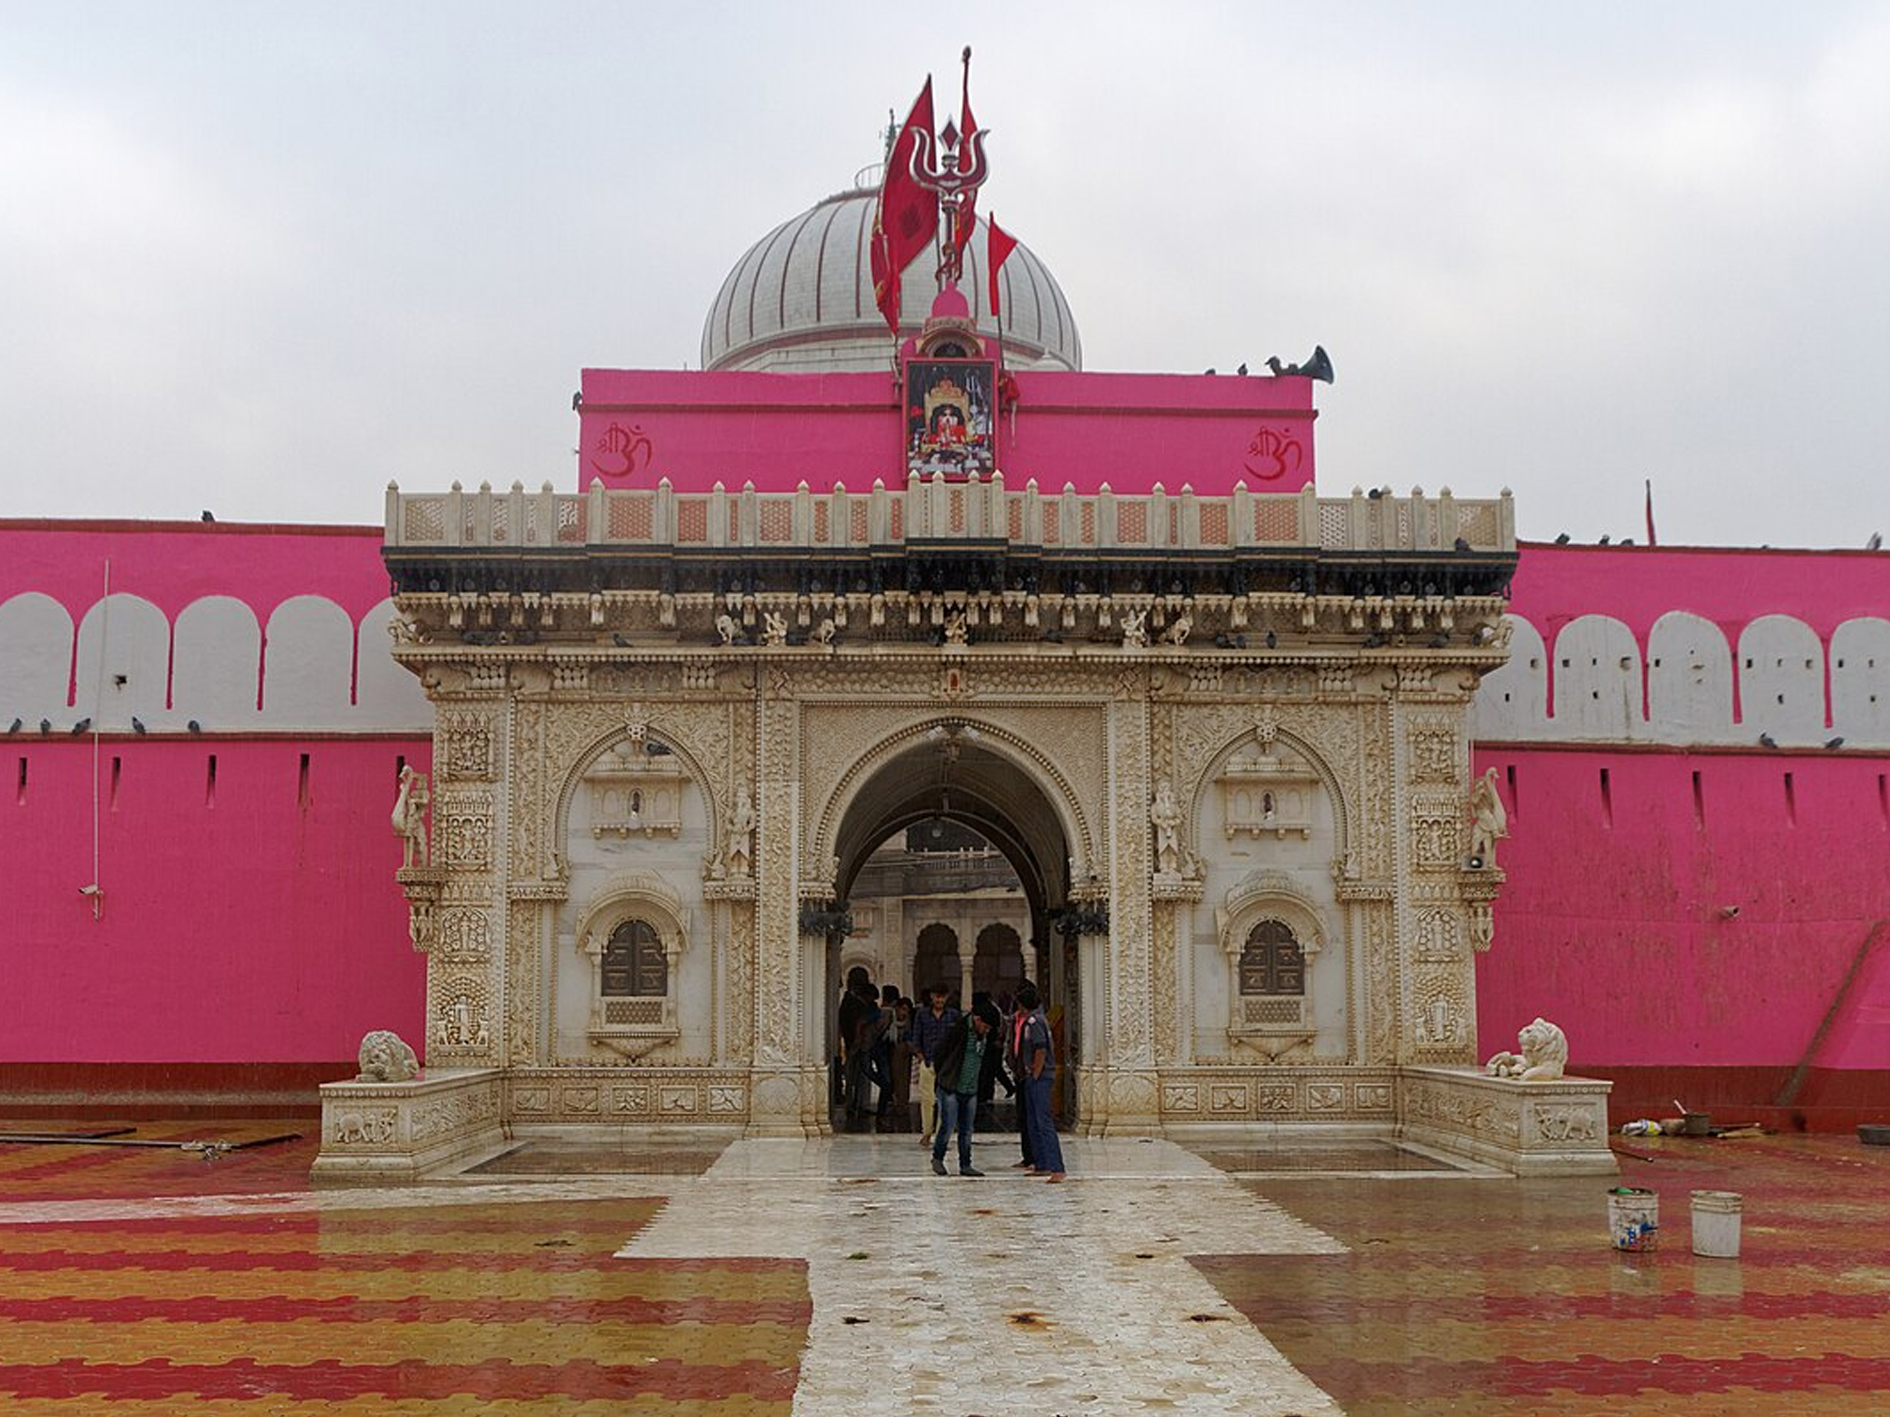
1396 693 1480 1066
747 688 813 1134
1090 695 1159 1132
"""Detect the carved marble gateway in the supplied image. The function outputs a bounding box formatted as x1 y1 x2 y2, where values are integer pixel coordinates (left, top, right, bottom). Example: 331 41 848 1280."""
313 477 1609 1179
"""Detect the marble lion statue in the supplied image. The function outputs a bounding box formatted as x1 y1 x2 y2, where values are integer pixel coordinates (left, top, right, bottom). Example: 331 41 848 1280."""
1485 1017 1568 1081
356 1029 421 1083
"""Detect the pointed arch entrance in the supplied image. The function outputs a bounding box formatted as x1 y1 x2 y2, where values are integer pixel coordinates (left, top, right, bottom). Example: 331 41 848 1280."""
820 721 1081 1128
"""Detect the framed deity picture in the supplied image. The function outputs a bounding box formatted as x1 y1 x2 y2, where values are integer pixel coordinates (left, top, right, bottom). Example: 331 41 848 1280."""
904 359 996 479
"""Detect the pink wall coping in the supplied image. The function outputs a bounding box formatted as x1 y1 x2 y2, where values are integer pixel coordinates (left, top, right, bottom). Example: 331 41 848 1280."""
0 522 390 625
1510 542 1890 651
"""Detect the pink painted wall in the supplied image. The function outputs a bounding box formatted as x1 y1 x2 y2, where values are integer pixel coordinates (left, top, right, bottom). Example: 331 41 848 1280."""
1474 745 1890 1074
3 736 427 1063
578 368 1315 496
3 522 429 1071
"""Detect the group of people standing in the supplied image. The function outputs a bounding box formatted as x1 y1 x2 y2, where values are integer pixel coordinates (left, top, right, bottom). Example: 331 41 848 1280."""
837 968 1067 1183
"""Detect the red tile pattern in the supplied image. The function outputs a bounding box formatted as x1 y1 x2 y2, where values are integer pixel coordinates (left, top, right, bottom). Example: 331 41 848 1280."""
1197 1134 1890 1416
0 1122 807 1415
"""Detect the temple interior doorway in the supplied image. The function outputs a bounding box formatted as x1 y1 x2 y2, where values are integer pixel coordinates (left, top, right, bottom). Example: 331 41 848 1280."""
822 727 1078 1135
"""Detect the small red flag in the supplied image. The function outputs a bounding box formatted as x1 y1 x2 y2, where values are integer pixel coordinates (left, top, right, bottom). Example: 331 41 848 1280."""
1644 478 1658 546
987 216 1018 317
870 78 938 336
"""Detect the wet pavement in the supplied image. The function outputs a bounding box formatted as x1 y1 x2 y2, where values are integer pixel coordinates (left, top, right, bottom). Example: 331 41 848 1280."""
1 1118 1886 1413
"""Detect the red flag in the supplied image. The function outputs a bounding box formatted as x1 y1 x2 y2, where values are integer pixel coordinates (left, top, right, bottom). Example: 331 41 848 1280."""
870 79 938 335
952 53 979 259
1644 478 1658 546
987 216 1018 318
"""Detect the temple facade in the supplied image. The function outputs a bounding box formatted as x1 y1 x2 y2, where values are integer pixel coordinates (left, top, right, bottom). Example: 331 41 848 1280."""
309 449 1612 1178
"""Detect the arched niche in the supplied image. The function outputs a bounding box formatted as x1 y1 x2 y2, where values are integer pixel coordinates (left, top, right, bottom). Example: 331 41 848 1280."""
171 596 261 729
552 726 714 1065
973 922 1026 998
1186 725 1346 1064
261 595 354 728
1470 615 1547 741
1738 614 1825 743
1550 615 1644 741
0 593 75 723
1215 870 1325 1060
354 597 431 731
1830 618 1890 748
912 922 963 998
73 593 171 728
570 869 690 1059
1646 611 1733 743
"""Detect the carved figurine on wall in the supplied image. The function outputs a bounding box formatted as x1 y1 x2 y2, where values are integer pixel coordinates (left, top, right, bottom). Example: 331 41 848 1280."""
1121 608 1148 648
1468 766 1508 869
762 610 789 646
727 780 756 878
715 612 739 645
1150 778 1183 877
1486 1017 1569 1081
392 766 431 869
1160 612 1193 646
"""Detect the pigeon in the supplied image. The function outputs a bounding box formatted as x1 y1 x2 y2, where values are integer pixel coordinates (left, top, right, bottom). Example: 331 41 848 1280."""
1454 536 1471 552
1826 736 1845 750
1264 630 1278 649
201 510 215 522
1758 732 1778 749
1236 363 1248 376
187 719 203 734
71 718 90 734
131 716 147 734
1429 632 1451 648
40 719 52 734
1554 532 1571 544
6 717 19 734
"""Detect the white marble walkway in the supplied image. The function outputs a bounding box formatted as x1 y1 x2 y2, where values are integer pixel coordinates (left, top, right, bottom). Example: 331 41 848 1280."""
621 1135 1347 1416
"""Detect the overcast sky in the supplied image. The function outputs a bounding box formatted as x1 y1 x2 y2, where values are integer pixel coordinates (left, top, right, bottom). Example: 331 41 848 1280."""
4 3 1888 548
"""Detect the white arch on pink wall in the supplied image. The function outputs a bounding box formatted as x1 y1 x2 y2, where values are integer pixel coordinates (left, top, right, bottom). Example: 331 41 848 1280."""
1738 615 1825 744
1647 612 1734 743
1551 615 1645 741
1830 617 1890 748
73 593 171 728
0 593 75 726
1470 615 1547 741
262 595 354 729
354 597 431 731
172 596 262 730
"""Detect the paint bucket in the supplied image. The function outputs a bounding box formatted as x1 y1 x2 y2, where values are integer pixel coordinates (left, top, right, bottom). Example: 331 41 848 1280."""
1691 1190 1742 1259
1681 1111 1712 1137
1607 1187 1659 1251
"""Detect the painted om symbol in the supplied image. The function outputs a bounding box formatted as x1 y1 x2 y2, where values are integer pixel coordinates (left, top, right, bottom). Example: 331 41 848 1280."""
592 422 654 481
1243 427 1303 482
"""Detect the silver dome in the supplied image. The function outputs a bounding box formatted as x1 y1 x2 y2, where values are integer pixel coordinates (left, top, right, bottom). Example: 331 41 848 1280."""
701 186 1082 374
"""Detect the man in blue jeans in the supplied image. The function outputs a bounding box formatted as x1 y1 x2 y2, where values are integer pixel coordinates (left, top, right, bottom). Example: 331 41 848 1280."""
928 1007 993 1177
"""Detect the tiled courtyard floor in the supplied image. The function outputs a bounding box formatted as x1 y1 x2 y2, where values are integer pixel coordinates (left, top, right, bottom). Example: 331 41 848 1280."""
1 1119 1887 1413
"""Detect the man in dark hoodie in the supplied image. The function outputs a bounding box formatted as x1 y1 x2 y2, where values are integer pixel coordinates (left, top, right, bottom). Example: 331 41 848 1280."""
928 1006 993 1178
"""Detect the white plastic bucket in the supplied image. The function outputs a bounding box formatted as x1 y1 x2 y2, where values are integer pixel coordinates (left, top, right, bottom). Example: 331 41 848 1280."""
1608 1187 1659 1251
1691 1190 1743 1258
